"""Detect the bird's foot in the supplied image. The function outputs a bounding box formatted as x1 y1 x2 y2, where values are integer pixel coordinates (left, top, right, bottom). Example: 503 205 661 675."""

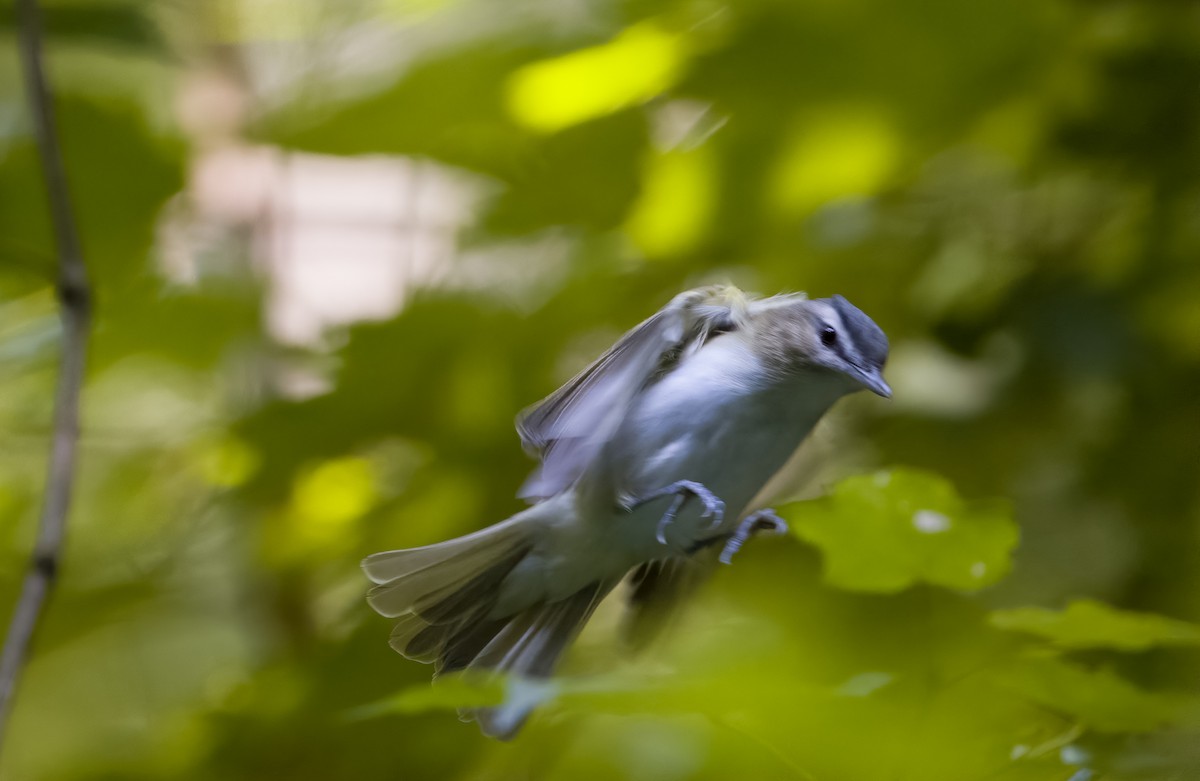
632 480 726 545
719 509 788 565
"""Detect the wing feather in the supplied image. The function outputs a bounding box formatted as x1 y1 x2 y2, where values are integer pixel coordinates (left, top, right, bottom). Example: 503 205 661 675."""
517 286 744 499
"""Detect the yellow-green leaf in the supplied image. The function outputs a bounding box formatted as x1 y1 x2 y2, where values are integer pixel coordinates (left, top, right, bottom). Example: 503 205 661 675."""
999 657 1192 733
346 673 507 720
990 599 1200 651
785 468 1018 593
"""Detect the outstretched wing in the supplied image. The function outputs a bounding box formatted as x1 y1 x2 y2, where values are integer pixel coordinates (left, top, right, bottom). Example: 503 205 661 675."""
517 286 744 500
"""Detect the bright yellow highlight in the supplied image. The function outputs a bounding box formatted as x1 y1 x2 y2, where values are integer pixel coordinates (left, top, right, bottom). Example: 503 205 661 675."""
625 146 715 257
772 109 899 214
291 457 378 542
506 22 689 133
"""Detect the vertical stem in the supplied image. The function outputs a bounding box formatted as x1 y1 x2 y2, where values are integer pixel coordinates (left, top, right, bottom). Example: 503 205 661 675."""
0 0 92 752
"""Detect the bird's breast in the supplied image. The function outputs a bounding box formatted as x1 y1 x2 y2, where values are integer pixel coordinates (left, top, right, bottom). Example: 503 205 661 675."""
590 347 843 559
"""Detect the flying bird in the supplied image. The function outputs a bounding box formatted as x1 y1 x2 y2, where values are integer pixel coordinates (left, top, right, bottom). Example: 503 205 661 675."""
363 285 891 738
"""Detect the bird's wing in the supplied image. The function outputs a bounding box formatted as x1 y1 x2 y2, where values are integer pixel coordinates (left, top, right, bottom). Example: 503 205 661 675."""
516 285 743 500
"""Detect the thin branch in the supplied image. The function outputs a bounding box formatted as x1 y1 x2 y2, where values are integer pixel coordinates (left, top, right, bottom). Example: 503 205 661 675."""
0 0 92 751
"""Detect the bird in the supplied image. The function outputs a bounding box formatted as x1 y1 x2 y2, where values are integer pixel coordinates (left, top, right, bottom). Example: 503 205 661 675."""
363 285 891 738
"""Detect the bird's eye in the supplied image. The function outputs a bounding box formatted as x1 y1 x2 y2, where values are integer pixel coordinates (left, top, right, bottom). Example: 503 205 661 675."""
820 326 838 347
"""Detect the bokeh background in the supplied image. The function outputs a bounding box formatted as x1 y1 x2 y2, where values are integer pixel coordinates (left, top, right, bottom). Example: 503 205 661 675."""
2 0 1200 778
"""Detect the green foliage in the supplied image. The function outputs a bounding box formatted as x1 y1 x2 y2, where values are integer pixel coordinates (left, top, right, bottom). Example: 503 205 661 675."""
348 673 507 720
0 2 165 53
999 657 1193 734
345 471 1196 777
2 0 1200 779
786 468 1018 592
992 600 1200 651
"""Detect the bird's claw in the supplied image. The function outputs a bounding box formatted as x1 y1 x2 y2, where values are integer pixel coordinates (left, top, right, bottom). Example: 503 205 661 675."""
633 480 725 546
719 509 788 565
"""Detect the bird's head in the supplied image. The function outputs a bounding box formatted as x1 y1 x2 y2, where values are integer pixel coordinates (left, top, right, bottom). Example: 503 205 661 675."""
750 293 891 398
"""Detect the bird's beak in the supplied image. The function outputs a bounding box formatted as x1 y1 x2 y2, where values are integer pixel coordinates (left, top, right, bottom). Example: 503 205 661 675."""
857 366 892 398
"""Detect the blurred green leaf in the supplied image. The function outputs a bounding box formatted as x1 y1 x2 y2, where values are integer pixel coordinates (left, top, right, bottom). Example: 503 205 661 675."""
347 673 507 719
260 43 539 172
999 657 1194 733
0 2 164 53
991 599 1200 651
785 468 1018 593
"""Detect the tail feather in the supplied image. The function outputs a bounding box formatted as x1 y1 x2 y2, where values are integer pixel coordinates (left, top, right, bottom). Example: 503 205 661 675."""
467 581 615 739
364 517 619 739
367 529 531 658
386 612 439 662
362 516 526 584
365 520 528 618
438 617 509 674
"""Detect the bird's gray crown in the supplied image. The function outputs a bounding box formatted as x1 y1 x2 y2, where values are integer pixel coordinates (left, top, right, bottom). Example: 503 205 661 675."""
827 295 888 368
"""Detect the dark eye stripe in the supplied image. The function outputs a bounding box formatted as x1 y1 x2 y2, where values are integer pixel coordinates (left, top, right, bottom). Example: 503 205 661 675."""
706 314 736 337
820 322 862 366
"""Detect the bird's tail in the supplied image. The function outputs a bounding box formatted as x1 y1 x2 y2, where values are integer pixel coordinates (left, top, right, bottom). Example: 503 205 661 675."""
363 514 614 739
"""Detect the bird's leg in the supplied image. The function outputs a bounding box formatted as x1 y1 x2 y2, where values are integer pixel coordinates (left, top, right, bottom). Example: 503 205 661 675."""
630 480 726 545
719 509 788 565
